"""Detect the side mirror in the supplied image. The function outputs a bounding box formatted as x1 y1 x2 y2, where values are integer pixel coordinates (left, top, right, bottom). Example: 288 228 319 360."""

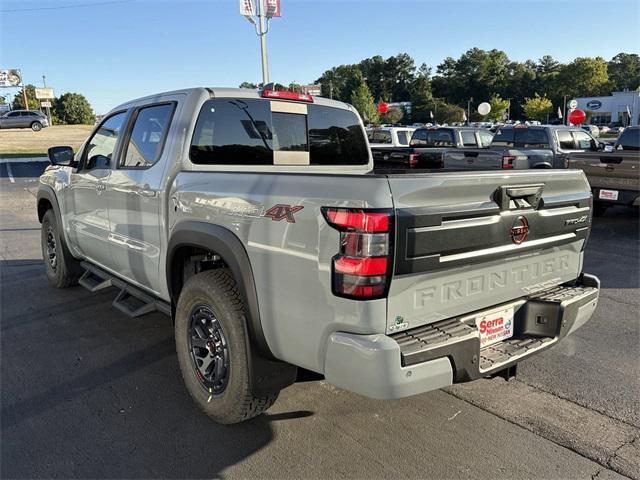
86 154 110 170
48 146 76 167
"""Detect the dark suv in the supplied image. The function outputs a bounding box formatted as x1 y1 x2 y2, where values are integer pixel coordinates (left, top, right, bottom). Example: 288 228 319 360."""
0 110 49 131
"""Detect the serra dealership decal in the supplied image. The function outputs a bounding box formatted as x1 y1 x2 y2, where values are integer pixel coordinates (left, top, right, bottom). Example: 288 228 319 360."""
477 306 515 347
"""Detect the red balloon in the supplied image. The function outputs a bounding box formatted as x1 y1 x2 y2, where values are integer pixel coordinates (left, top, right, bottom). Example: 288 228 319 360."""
377 102 389 114
568 109 586 125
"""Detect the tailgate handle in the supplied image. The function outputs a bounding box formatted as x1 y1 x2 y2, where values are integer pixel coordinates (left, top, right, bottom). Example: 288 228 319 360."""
496 184 544 210
600 156 623 164
463 151 479 157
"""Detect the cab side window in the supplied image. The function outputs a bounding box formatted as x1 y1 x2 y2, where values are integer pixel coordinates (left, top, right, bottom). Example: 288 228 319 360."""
83 111 127 170
410 129 428 146
556 130 575 150
121 103 175 168
478 131 494 147
460 130 477 147
572 130 596 150
397 131 410 146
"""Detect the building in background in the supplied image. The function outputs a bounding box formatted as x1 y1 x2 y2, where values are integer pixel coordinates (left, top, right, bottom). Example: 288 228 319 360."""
574 90 639 126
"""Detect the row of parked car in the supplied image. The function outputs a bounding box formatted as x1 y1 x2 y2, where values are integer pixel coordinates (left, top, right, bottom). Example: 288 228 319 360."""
368 124 639 216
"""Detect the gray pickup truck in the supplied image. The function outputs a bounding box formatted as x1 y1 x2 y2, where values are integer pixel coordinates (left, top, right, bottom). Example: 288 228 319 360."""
567 126 640 216
374 126 494 169
443 125 608 170
38 87 600 424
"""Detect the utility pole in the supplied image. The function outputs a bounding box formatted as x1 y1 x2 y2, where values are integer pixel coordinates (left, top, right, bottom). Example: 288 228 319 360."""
22 86 29 111
563 95 568 126
467 97 473 126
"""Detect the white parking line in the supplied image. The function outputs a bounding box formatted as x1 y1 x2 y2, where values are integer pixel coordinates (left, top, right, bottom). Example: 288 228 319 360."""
6 163 15 183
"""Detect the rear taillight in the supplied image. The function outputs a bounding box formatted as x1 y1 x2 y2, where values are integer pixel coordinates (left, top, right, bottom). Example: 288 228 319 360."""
322 207 393 300
502 155 515 169
408 152 419 168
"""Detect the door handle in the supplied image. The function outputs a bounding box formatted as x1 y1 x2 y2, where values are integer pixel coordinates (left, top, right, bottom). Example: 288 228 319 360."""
135 188 156 198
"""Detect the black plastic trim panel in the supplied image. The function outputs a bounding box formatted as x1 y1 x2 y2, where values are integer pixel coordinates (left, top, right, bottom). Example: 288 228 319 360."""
395 196 591 275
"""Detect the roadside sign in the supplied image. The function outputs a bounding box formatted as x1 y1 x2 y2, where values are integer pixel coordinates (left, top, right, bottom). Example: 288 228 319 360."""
0 69 23 87
239 0 256 16
301 85 321 96
35 87 54 99
41 101 52 108
263 0 281 17
569 99 578 110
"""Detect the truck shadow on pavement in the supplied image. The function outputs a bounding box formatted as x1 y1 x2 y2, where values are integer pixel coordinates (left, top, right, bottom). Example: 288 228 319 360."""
0 259 313 479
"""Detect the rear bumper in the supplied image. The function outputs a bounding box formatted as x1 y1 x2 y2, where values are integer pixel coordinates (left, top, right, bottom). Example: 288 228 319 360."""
324 274 599 400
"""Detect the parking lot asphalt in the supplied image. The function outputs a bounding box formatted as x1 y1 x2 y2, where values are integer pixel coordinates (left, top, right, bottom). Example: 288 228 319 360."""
1 162 638 479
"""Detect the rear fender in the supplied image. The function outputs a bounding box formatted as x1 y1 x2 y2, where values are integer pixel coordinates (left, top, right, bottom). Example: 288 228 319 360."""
166 221 297 395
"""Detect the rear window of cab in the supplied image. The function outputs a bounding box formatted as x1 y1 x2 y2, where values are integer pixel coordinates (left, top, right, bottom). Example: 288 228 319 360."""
190 98 369 166
493 128 550 148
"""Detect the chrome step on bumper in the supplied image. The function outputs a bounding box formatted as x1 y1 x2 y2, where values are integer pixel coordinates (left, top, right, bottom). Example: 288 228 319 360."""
390 274 600 382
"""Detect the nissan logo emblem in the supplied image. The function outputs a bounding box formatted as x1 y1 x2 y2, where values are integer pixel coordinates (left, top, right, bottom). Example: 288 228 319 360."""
510 216 530 244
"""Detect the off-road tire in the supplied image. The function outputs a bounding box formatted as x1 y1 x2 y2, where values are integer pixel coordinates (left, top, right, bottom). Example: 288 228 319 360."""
41 209 82 288
175 269 279 424
593 202 609 217
31 122 42 132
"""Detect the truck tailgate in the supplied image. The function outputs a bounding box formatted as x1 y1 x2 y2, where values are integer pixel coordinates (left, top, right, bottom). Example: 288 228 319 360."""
567 151 640 192
386 170 592 333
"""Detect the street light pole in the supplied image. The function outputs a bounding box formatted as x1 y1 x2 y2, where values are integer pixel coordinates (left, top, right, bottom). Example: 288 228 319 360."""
467 97 473 126
256 0 269 85
563 95 568 126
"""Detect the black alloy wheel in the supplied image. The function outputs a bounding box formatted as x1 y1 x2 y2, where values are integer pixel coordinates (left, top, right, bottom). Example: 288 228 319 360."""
188 304 230 394
46 226 57 271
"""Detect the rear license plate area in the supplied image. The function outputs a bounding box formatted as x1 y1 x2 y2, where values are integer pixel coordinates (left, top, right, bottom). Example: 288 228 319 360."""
599 189 619 200
476 306 515 348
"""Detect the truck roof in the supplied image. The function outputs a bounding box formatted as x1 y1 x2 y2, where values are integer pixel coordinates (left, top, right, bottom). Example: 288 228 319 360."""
112 87 354 113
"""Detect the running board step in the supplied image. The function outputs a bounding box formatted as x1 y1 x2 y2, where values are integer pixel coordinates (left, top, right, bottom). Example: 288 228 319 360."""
78 261 171 318
112 287 159 318
79 263 113 292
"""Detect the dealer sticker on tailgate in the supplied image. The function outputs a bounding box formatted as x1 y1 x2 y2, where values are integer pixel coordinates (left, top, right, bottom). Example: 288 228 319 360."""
477 306 515 347
599 189 619 201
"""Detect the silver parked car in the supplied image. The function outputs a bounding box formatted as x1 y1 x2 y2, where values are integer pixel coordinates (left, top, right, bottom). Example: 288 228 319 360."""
0 109 49 131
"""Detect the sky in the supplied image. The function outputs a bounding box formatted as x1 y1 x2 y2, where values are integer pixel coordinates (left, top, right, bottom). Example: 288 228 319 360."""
1 0 639 114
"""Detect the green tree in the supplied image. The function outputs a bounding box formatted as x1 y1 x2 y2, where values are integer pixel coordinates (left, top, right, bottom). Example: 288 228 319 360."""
608 53 640 91
350 77 379 125
521 93 553 121
239 81 258 89
487 94 510 121
54 93 94 125
315 64 363 102
380 106 404 124
555 57 611 98
432 48 511 106
412 98 464 124
11 84 40 110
